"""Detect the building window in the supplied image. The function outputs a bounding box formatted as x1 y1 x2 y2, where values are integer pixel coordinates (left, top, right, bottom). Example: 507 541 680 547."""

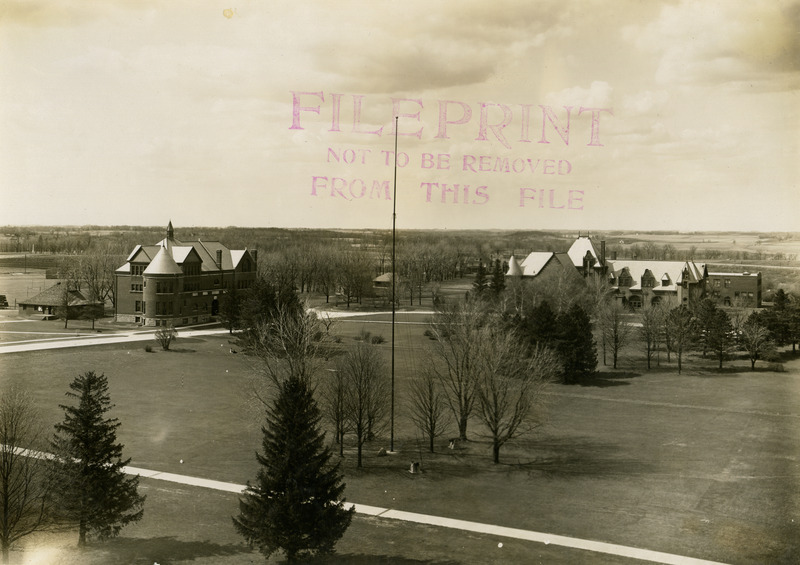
135 301 142 312
131 283 143 292
184 264 201 276
131 265 145 276
724 279 731 287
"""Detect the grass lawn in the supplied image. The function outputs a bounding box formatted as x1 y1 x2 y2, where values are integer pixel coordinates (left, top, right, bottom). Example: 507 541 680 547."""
0 314 798 564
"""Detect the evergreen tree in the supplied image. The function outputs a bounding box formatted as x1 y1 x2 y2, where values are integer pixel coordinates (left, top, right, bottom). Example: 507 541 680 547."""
471 261 489 297
50 371 145 547
233 376 353 562
693 298 718 358
555 304 597 384
521 300 558 349
706 308 733 369
488 259 506 296
218 284 242 334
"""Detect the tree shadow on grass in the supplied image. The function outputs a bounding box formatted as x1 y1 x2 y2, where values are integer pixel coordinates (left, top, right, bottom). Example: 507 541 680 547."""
167 347 197 353
100 536 249 562
575 371 640 388
511 437 653 479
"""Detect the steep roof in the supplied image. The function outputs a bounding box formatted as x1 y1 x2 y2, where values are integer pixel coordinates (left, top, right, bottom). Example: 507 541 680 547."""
143 245 183 275
505 255 523 276
517 252 555 277
116 223 253 274
567 236 601 268
606 260 707 288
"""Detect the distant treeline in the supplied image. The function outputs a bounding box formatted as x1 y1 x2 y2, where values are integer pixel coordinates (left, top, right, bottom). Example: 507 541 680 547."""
0 226 795 268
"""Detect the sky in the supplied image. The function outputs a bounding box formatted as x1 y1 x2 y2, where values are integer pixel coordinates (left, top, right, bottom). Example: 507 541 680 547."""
1 0 798 232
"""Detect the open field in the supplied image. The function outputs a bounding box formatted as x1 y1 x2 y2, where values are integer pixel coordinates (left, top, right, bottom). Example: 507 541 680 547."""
0 309 798 564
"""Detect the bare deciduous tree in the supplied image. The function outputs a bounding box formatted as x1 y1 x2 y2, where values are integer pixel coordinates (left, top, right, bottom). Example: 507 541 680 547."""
154 324 177 351
319 368 349 457
338 343 388 468
598 301 633 369
407 370 451 453
251 307 325 389
666 305 696 374
639 302 666 369
741 317 774 371
474 335 560 464
0 387 52 563
426 299 489 441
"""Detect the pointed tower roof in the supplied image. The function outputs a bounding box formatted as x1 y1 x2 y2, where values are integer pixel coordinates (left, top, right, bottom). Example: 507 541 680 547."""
143 243 183 275
506 255 523 277
167 220 174 239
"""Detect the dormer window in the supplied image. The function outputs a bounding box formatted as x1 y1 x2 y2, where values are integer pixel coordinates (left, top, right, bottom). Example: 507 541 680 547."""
661 274 670 287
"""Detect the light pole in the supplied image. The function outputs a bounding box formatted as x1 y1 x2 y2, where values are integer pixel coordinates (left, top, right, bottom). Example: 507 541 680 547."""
390 115 398 453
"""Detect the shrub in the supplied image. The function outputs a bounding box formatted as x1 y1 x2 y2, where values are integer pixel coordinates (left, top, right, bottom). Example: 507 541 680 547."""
144 345 152 353
356 328 371 342
370 334 385 345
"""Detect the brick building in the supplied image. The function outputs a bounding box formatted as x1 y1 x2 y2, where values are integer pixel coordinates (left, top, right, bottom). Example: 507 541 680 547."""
114 222 257 326
706 271 762 307
605 259 708 309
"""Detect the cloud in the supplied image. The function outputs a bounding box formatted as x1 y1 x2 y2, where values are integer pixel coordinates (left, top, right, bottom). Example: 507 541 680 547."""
622 90 669 116
303 0 569 94
625 0 800 89
544 81 613 108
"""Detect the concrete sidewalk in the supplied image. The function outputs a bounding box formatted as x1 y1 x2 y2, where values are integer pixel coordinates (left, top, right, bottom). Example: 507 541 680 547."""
0 326 230 354
125 463 728 565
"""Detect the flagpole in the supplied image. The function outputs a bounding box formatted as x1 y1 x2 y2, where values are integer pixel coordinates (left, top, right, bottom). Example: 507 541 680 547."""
390 115 398 453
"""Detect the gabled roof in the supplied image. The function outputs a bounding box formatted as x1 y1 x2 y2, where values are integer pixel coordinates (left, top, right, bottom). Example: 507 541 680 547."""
171 246 197 264
116 223 256 274
517 252 555 277
606 260 707 287
18 283 101 307
567 236 601 268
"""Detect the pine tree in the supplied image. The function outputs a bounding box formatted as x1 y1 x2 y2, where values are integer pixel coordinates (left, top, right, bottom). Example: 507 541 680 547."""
50 371 145 547
523 300 558 348
472 261 488 297
556 304 597 384
488 259 506 296
233 376 353 562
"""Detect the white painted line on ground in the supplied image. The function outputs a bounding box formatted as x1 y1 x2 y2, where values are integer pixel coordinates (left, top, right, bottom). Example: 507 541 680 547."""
123 464 729 565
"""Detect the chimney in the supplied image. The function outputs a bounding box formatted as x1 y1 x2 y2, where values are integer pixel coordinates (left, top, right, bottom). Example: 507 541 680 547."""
600 240 606 267
251 249 258 264
216 250 223 268
612 251 618 260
